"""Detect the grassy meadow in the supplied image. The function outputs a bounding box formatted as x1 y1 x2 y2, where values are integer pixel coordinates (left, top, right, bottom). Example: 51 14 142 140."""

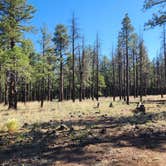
0 95 166 166
0 95 165 127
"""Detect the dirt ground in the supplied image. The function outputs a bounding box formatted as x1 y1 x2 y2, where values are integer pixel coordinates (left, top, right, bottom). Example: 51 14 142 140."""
0 95 166 166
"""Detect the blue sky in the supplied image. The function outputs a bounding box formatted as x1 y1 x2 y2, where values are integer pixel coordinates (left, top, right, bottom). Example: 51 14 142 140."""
27 0 162 59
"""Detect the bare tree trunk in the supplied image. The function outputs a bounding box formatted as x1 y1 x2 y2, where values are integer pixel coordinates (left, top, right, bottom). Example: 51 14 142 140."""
136 54 139 97
22 79 27 104
59 49 64 101
118 50 122 100
123 51 126 101
0 65 2 103
8 39 17 109
132 49 136 98
139 40 143 102
69 80 71 100
71 15 77 102
41 79 44 108
4 77 8 105
96 35 99 101
79 51 82 102
163 24 166 96
48 75 51 101
125 30 129 105
92 48 95 100
112 50 116 101
8 71 17 109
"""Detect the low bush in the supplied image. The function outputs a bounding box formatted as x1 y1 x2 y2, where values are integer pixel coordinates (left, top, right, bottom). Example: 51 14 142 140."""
6 118 20 133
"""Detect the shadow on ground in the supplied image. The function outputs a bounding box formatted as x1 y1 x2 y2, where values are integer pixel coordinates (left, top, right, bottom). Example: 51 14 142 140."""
0 111 166 165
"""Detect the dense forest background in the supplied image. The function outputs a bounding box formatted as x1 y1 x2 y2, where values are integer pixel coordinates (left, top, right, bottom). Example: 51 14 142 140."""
0 0 165 109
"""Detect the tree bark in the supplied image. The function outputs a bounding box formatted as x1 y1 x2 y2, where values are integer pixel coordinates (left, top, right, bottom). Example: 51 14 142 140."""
96 35 99 101
8 39 17 109
91 48 95 100
132 49 136 98
125 30 129 105
59 49 64 101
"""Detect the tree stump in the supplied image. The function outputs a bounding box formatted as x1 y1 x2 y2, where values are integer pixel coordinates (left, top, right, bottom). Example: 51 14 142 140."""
139 104 145 114
97 102 100 108
135 102 145 114
109 102 113 107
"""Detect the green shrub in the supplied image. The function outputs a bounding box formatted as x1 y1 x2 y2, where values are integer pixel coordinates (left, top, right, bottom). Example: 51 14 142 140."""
6 118 20 133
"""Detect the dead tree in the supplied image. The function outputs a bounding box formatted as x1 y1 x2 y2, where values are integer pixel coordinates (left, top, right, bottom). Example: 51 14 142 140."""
95 34 100 101
71 14 79 102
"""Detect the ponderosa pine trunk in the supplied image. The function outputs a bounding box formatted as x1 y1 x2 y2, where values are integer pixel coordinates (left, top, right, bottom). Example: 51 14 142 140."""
163 25 166 93
47 75 51 101
41 79 44 108
96 35 99 101
59 49 64 101
123 52 126 101
4 73 8 105
80 40 85 101
132 49 136 98
79 54 82 102
139 41 143 102
71 15 76 102
91 48 95 100
112 51 116 101
136 54 139 97
8 39 17 109
125 29 129 105
118 50 122 100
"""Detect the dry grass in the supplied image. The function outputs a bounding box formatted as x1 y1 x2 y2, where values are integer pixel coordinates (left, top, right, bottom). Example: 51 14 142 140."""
0 95 165 130
0 95 166 166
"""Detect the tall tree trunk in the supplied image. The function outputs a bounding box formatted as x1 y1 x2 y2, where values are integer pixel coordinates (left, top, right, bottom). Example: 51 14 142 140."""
0 65 2 103
72 38 75 102
69 80 71 100
8 39 17 109
136 54 139 97
80 39 85 102
8 71 17 109
22 78 27 104
112 51 116 101
24 82 27 104
92 48 95 100
125 30 129 105
71 16 76 102
96 35 99 101
139 41 143 102
132 49 136 98
123 50 126 101
163 25 166 95
79 52 82 101
48 75 51 101
41 79 44 108
4 78 8 105
59 49 64 101
118 51 122 100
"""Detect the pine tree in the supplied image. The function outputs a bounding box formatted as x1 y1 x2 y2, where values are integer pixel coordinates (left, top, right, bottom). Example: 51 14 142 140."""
95 34 100 101
117 32 123 100
138 38 149 101
143 0 166 28
53 24 69 101
121 14 134 104
163 25 166 87
70 14 79 102
79 38 85 101
0 0 35 109
39 25 54 107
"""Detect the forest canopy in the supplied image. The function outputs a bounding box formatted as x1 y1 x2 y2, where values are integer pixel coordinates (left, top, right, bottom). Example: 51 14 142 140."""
0 0 165 109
